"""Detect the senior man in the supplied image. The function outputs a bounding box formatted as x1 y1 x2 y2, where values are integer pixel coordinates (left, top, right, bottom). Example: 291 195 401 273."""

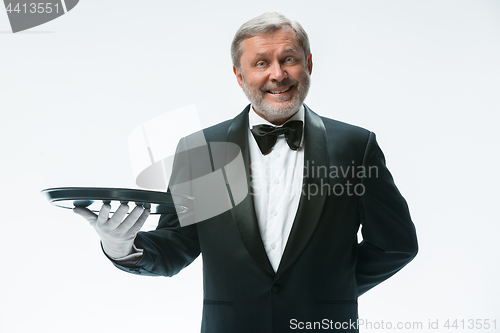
75 12 418 333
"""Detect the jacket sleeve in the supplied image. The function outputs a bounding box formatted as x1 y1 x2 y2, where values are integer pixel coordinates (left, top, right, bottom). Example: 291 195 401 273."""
356 132 418 295
109 136 201 277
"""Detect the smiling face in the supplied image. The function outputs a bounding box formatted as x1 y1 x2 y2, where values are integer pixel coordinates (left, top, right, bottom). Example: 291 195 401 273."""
233 28 313 125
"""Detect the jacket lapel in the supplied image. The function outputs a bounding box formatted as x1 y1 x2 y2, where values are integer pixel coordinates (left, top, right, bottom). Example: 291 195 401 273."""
275 105 328 280
226 105 275 276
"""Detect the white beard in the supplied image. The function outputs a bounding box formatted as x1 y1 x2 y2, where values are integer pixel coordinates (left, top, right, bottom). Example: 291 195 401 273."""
242 73 311 123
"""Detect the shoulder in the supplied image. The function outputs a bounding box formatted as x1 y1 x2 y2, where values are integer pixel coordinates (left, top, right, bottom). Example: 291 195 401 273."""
321 116 370 136
184 105 250 143
201 119 233 141
305 105 372 147
179 119 233 150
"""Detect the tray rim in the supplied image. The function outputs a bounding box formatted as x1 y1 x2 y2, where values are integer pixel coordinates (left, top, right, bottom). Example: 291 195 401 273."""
41 187 194 214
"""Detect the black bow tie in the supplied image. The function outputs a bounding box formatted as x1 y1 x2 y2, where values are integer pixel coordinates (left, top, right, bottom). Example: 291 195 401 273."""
250 120 303 155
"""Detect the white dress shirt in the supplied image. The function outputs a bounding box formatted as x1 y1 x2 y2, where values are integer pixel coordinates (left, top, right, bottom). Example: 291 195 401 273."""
248 105 305 272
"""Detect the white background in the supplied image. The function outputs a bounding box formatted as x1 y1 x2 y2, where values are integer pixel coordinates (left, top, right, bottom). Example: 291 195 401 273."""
1 1 499 332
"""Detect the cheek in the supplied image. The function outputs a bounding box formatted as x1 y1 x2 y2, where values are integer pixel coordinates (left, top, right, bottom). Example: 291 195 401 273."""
289 68 307 80
246 74 267 90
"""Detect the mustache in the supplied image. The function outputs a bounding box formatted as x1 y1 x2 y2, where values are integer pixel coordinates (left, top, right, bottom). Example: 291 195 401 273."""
261 79 299 92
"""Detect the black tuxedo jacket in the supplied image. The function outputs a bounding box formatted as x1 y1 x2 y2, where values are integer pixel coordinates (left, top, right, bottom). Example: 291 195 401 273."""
112 105 418 333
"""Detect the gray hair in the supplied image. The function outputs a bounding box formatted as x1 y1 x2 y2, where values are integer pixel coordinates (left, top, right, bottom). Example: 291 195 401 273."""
231 12 311 70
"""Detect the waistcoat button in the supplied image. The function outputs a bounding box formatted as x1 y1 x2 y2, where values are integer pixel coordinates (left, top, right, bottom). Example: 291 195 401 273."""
272 284 281 294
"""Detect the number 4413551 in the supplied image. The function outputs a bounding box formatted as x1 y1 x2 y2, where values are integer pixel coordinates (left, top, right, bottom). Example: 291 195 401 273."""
5 3 60 14
444 319 497 330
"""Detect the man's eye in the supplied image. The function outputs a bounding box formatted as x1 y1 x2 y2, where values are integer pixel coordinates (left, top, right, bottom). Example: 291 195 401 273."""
256 62 266 67
285 57 295 63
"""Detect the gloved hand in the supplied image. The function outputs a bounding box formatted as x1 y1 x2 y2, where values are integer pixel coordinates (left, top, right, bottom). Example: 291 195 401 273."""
73 202 150 259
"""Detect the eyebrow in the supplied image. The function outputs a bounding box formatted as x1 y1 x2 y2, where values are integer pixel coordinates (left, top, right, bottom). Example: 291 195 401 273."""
254 48 300 58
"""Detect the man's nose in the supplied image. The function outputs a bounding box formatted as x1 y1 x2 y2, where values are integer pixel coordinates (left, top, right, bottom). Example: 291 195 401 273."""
269 63 286 82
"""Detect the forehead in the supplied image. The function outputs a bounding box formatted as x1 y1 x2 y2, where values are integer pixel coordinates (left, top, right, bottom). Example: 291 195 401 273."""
241 28 301 59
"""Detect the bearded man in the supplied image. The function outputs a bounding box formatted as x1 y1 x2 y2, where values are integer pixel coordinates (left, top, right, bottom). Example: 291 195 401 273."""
75 12 418 333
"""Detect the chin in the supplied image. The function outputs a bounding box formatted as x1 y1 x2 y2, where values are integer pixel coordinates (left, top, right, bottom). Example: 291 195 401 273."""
243 89 303 123
258 100 300 122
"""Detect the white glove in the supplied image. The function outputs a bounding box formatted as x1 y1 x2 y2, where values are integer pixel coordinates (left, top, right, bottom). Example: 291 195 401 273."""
73 202 150 259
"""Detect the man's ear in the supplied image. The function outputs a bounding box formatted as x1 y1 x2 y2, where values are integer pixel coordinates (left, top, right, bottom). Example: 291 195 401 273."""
307 53 313 75
233 66 243 88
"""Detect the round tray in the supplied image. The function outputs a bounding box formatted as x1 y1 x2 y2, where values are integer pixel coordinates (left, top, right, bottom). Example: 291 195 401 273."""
41 187 191 214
